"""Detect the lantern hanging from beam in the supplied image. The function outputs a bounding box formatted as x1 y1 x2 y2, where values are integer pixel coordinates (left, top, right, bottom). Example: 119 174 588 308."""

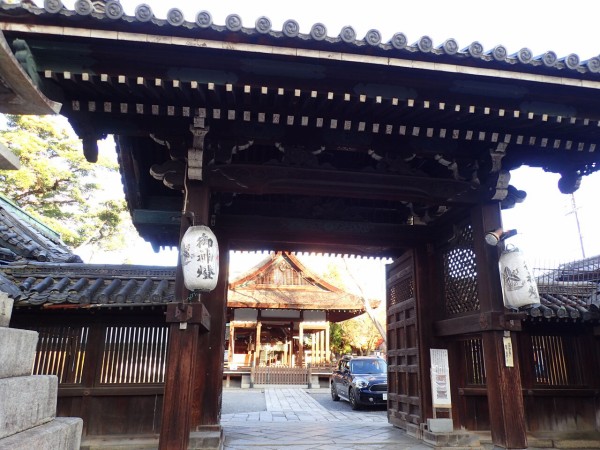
180 225 219 291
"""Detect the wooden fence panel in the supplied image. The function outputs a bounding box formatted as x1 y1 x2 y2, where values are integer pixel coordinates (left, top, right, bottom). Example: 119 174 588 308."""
252 366 310 385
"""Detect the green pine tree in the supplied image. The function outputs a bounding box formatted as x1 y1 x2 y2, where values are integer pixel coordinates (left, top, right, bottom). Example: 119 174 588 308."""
0 114 126 249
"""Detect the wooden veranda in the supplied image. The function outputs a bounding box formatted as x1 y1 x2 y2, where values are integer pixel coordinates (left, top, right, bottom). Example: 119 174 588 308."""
2 2 600 449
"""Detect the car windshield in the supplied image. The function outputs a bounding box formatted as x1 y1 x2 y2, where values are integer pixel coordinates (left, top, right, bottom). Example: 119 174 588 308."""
350 359 387 374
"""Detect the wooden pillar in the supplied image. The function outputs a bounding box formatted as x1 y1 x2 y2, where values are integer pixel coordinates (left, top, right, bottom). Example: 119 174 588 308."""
314 331 318 364
471 203 527 449
283 339 288 367
79 320 105 437
311 332 316 365
298 323 304 367
228 322 235 368
191 242 229 428
325 323 330 362
414 243 438 425
319 330 325 364
255 322 262 366
159 183 209 450
289 322 294 366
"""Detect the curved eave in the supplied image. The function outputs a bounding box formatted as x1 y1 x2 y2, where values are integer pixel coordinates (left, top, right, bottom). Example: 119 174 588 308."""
0 30 61 114
227 300 363 311
228 289 380 310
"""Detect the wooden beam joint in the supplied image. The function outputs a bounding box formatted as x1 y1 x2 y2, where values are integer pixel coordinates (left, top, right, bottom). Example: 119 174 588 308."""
434 311 525 336
166 302 210 331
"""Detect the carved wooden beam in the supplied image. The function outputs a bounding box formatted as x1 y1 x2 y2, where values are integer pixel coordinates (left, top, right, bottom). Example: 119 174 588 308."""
433 311 526 337
131 208 431 255
216 214 430 254
188 120 209 181
206 163 481 204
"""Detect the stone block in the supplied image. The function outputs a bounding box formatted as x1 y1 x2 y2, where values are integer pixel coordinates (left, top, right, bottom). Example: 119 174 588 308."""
527 436 553 448
0 375 57 439
80 436 158 450
189 427 224 450
423 429 480 448
0 295 13 327
428 418 454 432
555 439 600 449
309 375 321 388
241 374 251 388
0 417 82 450
0 328 38 379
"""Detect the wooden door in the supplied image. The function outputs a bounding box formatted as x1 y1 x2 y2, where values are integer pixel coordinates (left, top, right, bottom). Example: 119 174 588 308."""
386 251 422 431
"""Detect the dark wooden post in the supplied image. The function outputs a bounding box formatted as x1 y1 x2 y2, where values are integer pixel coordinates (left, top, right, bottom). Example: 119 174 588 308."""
191 238 229 428
471 203 527 449
158 184 210 450
80 317 104 437
298 322 304 367
413 242 438 423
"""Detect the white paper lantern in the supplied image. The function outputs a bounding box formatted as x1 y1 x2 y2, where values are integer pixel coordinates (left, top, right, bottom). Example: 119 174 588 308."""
180 225 219 291
499 245 540 309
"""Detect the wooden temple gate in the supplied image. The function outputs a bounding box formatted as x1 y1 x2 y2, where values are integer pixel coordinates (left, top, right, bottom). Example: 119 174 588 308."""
386 207 527 448
2 3 600 449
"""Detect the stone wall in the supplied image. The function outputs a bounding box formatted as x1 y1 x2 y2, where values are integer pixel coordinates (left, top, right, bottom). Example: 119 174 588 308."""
0 292 82 449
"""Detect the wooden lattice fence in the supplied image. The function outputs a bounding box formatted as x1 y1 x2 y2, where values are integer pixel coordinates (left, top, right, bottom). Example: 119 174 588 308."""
252 365 310 385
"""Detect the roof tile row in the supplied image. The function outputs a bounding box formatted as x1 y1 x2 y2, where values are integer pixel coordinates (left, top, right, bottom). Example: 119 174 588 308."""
0 202 82 263
3 262 176 306
3 1 599 75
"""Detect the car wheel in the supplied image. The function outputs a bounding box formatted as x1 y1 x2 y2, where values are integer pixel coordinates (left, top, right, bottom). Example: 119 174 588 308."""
331 382 340 401
349 388 361 410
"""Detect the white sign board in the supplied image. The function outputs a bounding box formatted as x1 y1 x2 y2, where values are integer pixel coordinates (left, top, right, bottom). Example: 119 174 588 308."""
430 348 452 408
503 336 514 367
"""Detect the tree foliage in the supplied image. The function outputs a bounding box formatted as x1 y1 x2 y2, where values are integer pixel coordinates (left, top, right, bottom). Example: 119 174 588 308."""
309 257 388 357
0 114 126 248
337 311 385 356
317 259 386 357
329 322 352 356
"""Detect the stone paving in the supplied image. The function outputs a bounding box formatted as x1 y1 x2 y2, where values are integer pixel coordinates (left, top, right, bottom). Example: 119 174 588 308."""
221 388 433 449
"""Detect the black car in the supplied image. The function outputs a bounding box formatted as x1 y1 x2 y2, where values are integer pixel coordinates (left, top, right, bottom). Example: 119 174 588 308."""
330 356 388 410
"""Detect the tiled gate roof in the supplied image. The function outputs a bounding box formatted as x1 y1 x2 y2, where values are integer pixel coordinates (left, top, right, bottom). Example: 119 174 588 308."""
0 194 82 264
1 2 598 77
3 262 176 306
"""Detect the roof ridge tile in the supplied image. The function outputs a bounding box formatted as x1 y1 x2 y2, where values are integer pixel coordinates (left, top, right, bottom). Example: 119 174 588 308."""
1 3 596 76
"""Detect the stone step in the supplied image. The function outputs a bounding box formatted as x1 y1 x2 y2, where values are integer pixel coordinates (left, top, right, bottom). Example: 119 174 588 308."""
434 447 484 450
0 375 57 439
80 436 159 450
479 432 600 449
189 429 224 450
422 429 481 448
0 327 38 379
0 417 82 450
80 430 225 450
